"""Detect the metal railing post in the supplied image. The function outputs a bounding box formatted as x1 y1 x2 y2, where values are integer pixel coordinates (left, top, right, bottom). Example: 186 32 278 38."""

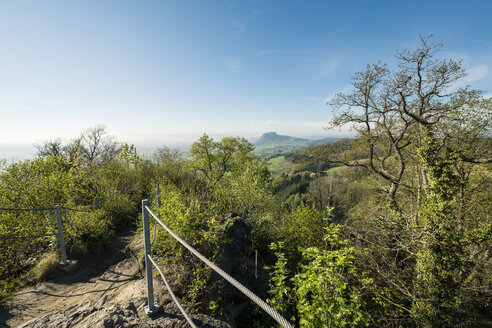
142 199 159 315
144 206 294 328
55 205 68 266
156 182 160 213
255 250 258 279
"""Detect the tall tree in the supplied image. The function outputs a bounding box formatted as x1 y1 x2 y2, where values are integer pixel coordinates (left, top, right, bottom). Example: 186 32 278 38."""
80 125 121 164
190 134 254 187
327 35 490 211
327 35 492 326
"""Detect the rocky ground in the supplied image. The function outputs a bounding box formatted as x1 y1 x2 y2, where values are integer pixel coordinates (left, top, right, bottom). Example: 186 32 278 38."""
0 229 231 328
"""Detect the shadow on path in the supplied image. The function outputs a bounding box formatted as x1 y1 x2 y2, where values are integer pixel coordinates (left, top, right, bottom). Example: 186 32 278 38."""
0 226 140 327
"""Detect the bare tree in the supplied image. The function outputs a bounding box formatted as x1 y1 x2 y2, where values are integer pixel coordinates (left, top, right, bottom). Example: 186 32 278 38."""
34 138 63 157
33 125 122 166
80 125 121 164
326 35 488 210
325 36 492 326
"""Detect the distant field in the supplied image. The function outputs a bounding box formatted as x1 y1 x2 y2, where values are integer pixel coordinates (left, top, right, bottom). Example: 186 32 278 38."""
255 142 310 158
325 165 343 173
266 155 298 175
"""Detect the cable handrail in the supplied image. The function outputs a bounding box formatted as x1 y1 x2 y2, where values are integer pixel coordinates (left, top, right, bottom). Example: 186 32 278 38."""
147 254 197 328
0 233 58 240
0 213 56 277
3 189 288 326
0 199 98 213
149 182 160 246
59 206 93 213
0 207 54 211
0 197 99 277
144 204 294 328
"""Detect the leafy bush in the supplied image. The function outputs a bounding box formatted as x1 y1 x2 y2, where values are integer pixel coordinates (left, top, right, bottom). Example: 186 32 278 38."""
274 204 331 269
63 209 113 250
268 224 372 328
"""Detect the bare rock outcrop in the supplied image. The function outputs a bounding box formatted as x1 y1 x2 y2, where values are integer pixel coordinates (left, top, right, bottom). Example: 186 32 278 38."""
19 280 231 328
2 228 231 328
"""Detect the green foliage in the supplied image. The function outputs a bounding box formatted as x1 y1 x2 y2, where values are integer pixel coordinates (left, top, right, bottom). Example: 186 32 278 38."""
0 280 16 301
411 127 492 327
190 134 254 188
153 146 194 192
317 36 492 327
151 183 223 313
304 166 374 220
0 130 151 289
274 172 313 203
152 184 202 259
267 242 291 314
189 134 276 220
210 159 275 218
0 157 71 279
148 135 280 316
185 265 212 308
268 224 372 328
294 225 371 328
119 143 142 166
275 204 330 268
64 209 113 249
0 156 70 208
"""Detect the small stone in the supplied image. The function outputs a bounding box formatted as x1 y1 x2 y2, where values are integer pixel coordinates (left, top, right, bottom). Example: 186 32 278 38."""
58 260 80 274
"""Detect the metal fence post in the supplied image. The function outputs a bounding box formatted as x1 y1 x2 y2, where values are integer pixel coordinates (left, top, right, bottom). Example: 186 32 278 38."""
156 182 160 214
255 250 258 279
55 205 68 266
142 199 159 315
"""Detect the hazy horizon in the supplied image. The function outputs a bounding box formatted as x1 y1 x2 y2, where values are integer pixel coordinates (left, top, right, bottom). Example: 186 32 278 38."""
0 130 353 162
1 1 491 160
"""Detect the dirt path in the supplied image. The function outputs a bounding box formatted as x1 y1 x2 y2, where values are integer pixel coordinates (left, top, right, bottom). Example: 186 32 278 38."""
0 228 142 328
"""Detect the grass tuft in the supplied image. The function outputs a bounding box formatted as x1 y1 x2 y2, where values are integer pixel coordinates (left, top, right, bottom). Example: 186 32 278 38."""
29 252 59 282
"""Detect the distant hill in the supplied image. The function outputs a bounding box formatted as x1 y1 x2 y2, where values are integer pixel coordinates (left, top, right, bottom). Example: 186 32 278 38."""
255 132 309 147
254 132 344 158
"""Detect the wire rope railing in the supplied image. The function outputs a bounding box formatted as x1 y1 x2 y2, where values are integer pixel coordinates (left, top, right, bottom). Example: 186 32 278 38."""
147 254 197 328
141 199 294 328
150 182 160 246
0 207 55 212
0 206 67 271
2 186 288 326
0 197 99 278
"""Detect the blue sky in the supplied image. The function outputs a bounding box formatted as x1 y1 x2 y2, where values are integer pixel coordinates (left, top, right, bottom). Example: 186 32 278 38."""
1 0 491 154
